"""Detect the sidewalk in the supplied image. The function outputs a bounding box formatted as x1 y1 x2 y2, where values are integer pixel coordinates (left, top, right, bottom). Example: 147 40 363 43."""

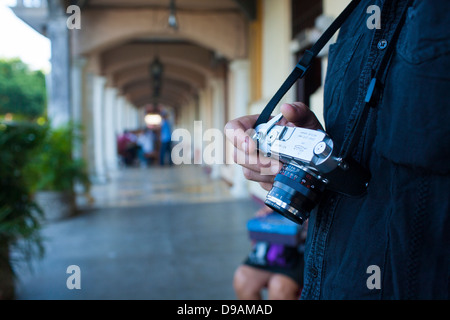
14 165 259 300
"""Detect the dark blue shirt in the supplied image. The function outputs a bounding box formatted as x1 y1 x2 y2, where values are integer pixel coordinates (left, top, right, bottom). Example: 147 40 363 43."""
301 0 450 299
160 119 172 143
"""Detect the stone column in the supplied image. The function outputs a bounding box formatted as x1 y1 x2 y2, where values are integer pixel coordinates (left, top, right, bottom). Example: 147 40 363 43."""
229 60 250 198
71 57 87 195
131 105 140 129
70 58 86 124
91 75 107 184
103 87 119 172
115 96 125 136
70 57 86 160
262 0 292 102
46 2 71 127
129 103 136 130
126 103 133 130
209 78 226 179
124 102 132 130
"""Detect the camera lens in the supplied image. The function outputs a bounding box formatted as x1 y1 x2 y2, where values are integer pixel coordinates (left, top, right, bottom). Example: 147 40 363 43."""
264 163 326 225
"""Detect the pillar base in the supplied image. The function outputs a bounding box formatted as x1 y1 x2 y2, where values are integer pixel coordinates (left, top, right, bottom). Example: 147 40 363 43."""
90 174 108 185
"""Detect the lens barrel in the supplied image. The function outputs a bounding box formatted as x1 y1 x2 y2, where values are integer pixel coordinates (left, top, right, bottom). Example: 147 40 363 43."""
265 163 326 224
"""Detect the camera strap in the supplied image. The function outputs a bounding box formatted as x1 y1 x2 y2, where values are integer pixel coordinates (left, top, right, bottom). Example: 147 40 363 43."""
253 0 362 129
338 0 412 160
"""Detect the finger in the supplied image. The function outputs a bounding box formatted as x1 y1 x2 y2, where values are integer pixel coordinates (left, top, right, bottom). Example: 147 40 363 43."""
280 102 324 130
224 115 259 152
259 182 274 191
233 147 282 175
232 145 264 170
242 167 276 184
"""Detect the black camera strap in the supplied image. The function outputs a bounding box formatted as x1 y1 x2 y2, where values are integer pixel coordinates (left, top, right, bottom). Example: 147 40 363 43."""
251 0 413 197
338 0 412 160
254 0 411 166
253 0 362 128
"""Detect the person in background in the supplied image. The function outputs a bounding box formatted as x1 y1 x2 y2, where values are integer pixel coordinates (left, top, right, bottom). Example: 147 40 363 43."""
233 207 307 300
159 111 173 166
117 130 138 167
137 128 156 168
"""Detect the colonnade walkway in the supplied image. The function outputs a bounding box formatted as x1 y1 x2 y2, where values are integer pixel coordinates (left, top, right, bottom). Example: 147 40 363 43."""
14 165 259 300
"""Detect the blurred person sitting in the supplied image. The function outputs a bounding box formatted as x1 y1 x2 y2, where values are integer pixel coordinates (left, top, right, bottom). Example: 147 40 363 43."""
233 207 307 300
117 130 139 167
137 128 156 167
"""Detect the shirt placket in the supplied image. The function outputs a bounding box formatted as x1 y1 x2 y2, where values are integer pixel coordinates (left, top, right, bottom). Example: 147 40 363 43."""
302 0 411 299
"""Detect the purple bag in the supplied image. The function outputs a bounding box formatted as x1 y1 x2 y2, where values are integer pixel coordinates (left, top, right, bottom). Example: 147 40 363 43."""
266 244 289 267
247 242 299 268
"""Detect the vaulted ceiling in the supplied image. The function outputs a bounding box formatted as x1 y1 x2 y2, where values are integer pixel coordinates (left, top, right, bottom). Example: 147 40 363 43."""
69 0 255 109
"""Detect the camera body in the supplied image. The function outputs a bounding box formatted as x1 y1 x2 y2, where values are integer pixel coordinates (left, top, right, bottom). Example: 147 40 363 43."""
253 114 370 224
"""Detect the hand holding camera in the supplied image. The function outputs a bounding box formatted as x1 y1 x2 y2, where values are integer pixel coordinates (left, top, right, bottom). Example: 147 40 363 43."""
226 102 370 225
225 102 323 192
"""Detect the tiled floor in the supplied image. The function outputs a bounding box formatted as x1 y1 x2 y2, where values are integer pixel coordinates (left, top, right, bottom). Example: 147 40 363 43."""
83 165 235 209
14 165 260 300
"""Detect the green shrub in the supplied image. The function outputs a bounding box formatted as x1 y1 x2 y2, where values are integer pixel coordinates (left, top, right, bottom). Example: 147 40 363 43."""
0 121 47 265
25 123 90 193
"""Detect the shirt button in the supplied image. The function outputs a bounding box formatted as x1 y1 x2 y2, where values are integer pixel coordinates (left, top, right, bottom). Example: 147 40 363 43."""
377 39 388 50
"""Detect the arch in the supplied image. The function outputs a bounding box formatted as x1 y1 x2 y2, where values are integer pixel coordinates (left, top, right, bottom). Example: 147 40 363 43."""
124 77 194 96
134 95 183 109
125 78 195 107
72 7 248 60
113 63 206 92
101 43 216 78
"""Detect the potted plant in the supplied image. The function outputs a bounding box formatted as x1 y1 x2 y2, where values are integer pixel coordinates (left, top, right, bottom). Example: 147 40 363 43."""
0 121 46 299
26 123 90 222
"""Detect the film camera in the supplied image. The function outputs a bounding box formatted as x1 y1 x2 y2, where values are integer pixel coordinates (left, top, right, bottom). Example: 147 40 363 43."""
253 113 370 225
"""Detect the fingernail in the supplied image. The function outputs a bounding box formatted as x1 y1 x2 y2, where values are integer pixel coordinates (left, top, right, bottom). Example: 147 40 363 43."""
241 136 249 153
